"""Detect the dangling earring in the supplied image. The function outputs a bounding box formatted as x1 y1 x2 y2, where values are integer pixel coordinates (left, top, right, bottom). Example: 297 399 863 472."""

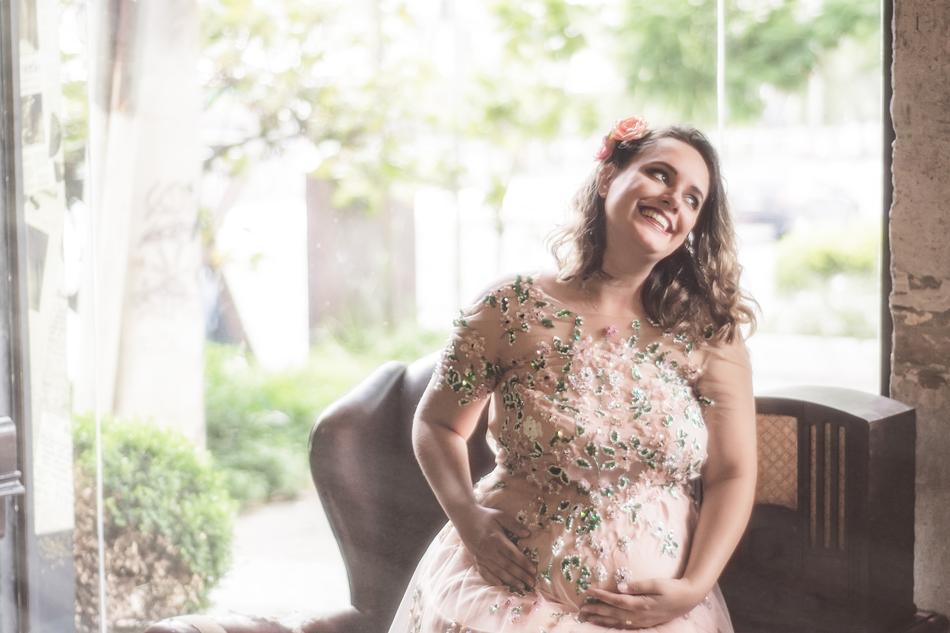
684 232 695 256
597 164 616 198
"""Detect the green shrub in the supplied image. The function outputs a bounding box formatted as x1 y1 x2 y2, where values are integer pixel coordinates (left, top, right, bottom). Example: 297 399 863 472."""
73 416 234 632
205 323 446 508
768 222 881 338
205 344 320 507
775 224 879 293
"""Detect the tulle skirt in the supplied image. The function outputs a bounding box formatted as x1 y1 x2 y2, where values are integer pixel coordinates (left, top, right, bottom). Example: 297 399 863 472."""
386 521 734 633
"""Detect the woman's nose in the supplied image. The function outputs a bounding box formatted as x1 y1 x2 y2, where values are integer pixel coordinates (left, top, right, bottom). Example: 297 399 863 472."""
658 193 678 211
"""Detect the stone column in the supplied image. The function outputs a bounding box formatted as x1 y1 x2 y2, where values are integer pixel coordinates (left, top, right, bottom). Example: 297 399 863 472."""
890 0 950 616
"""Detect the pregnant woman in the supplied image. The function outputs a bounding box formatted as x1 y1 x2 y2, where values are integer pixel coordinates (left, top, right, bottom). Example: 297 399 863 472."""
387 116 758 633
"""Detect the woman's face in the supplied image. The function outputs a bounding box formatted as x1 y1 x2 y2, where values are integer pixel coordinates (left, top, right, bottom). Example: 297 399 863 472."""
598 137 710 262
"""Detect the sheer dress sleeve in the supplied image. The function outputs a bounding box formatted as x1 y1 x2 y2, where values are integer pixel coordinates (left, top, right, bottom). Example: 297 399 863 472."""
693 332 757 479
694 334 753 409
430 285 507 408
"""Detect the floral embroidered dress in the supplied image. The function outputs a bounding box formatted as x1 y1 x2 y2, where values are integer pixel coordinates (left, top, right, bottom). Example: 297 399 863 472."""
387 274 751 633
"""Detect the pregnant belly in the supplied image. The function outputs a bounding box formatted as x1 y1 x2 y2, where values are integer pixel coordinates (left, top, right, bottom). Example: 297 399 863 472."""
473 473 697 610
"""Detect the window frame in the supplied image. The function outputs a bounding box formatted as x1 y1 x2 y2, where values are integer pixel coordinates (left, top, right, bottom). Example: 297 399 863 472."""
0 2 898 631
880 0 895 397
0 0 33 630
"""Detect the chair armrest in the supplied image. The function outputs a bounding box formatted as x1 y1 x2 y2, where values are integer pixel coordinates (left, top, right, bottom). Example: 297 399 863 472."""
143 607 369 633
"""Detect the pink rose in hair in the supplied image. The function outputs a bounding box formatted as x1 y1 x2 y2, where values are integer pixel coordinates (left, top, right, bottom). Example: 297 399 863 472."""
610 115 649 142
594 115 650 161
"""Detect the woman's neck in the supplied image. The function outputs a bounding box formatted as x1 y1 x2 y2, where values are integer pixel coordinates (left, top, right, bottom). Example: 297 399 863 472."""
578 252 655 313
576 275 647 318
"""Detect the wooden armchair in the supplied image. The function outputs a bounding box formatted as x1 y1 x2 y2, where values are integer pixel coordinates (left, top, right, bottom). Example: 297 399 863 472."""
145 355 948 633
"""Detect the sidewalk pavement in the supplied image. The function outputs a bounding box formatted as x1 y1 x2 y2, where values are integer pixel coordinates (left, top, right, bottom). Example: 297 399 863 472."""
208 488 351 619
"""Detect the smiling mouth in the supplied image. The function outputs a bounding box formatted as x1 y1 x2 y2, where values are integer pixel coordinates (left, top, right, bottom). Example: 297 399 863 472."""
638 204 671 233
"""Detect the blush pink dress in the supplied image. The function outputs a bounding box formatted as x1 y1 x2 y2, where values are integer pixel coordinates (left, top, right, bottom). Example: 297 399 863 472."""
387 273 752 633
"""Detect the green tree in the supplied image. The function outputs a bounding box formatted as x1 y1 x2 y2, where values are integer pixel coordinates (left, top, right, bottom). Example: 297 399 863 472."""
199 0 606 305
452 0 603 269
201 0 431 208
200 0 440 327
614 0 879 122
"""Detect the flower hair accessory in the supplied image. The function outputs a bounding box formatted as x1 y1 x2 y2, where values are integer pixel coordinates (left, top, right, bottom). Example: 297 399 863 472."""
594 115 650 161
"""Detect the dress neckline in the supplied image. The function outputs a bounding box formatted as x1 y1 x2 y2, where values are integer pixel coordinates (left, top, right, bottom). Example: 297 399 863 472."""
524 273 699 354
514 273 703 380
527 272 649 323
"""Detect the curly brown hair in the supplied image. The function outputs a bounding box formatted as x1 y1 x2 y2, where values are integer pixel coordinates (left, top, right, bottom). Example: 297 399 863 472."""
546 125 759 345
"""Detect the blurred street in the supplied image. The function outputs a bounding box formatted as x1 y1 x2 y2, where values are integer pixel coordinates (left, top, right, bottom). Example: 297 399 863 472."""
208 489 350 619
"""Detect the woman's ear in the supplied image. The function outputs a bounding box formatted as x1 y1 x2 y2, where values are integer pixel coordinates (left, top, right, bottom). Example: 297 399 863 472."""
596 164 617 197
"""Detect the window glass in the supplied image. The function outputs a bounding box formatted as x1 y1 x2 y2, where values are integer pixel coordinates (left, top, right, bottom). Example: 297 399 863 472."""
720 0 882 392
7 1 883 628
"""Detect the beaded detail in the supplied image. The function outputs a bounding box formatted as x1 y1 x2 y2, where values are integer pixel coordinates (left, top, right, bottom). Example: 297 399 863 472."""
423 274 722 627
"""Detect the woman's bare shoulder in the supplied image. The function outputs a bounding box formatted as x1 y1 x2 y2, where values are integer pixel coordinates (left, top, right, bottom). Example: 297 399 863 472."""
462 272 542 308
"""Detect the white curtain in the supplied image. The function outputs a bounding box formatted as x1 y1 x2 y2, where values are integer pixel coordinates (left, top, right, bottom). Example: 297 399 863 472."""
78 0 205 445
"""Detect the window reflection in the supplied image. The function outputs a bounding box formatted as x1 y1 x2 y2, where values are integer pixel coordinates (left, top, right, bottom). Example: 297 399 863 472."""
8 0 882 629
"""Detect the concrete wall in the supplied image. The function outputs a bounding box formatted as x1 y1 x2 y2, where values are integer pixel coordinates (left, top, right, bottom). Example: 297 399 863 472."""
305 177 416 336
890 0 950 616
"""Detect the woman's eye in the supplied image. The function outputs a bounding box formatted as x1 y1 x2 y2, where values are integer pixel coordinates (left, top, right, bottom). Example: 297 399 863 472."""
686 195 699 209
651 169 669 183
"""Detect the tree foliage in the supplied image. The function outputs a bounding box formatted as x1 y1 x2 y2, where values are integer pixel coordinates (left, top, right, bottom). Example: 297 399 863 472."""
199 0 879 211
456 0 602 221
614 0 879 122
200 0 437 213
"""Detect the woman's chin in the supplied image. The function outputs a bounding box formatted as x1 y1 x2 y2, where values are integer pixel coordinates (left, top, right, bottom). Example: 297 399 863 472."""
628 231 673 258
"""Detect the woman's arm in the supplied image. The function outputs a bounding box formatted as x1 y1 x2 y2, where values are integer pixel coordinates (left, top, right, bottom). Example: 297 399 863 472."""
411 285 537 591
411 391 485 530
681 335 757 597
413 392 536 592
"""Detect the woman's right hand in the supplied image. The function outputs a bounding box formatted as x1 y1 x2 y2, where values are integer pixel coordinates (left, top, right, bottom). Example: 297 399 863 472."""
455 504 538 593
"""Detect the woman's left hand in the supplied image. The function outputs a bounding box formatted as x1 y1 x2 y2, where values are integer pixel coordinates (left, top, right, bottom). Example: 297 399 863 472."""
578 577 704 629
